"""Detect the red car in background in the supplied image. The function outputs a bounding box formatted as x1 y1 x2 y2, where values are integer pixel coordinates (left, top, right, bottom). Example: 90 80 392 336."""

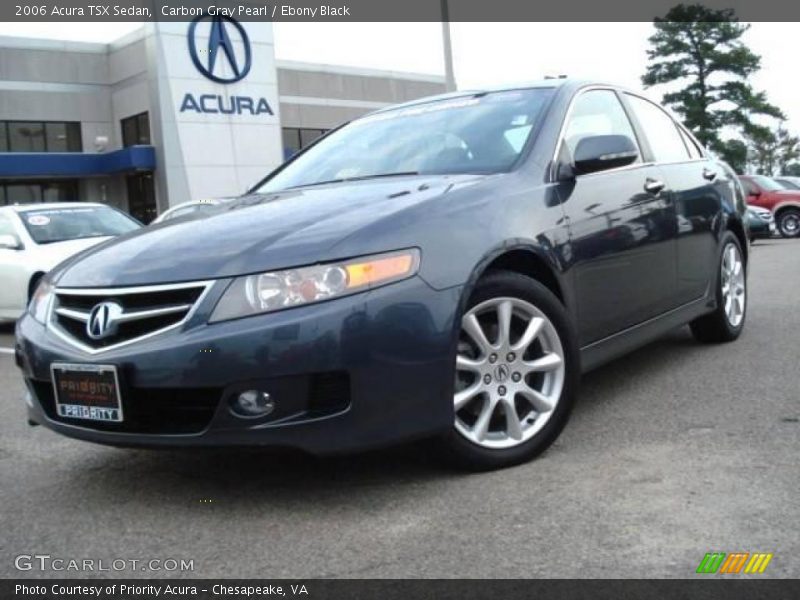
739 175 800 238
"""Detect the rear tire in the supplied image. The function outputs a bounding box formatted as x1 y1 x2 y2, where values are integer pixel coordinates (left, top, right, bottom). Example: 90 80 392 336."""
777 208 800 238
439 271 579 471
690 232 746 343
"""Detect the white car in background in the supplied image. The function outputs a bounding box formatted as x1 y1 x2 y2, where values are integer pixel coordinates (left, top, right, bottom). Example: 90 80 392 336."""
774 176 800 190
151 199 221 224
0 203 141 320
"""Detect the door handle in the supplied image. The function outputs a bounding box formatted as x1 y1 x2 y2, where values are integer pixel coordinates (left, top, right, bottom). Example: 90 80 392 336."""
703 168 717 181
644 178 665 194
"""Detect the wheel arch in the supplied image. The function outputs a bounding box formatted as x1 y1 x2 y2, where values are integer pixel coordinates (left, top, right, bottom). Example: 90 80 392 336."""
773 200 800 215
726 216 749 265
28 271 46 301
463 243 566 308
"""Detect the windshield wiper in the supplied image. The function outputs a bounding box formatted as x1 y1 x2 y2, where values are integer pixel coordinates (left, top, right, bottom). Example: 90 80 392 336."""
284 171 420 191
345 171 419 182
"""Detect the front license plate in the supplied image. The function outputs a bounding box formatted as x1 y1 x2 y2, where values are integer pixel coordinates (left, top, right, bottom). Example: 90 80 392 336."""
51 363 123 423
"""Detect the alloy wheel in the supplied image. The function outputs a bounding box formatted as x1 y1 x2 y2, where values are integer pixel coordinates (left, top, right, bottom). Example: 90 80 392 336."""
454 297 565 449
721 243 746 328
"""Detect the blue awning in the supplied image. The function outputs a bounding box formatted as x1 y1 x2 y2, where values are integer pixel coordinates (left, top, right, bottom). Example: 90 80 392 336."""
0 146 156 178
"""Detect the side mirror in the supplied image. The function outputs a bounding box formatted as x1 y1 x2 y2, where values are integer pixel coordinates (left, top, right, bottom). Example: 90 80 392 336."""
0 234 22 250
748 189 761 197
573 134 639 176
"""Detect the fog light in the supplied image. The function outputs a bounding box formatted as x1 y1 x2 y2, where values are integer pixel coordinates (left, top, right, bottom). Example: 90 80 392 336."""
231 390 275 418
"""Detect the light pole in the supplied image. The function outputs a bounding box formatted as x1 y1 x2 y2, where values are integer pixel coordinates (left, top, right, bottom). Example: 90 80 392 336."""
440 0 456 92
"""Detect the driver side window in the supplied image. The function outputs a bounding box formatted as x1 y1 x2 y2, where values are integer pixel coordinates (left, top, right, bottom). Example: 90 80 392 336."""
562 90 641 165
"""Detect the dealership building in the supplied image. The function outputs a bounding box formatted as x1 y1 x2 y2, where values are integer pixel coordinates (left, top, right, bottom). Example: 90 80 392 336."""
0 21 445 222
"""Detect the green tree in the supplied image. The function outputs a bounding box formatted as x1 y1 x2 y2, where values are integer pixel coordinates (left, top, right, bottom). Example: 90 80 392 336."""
718 139 748 174
745 123 800 175
642 3 783 165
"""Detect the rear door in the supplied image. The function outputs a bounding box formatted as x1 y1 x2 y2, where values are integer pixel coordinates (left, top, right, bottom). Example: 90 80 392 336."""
623 93 723 305
555 88 677 345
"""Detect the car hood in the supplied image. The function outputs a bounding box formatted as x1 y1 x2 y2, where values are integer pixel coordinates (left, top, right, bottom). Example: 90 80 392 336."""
55 174 485 287
32 236 113 271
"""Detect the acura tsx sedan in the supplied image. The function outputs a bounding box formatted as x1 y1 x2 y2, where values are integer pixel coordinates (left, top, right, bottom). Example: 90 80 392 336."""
15 80 749 470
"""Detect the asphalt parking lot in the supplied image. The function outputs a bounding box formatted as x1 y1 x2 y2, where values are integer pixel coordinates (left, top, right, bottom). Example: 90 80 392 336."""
0 239 798 579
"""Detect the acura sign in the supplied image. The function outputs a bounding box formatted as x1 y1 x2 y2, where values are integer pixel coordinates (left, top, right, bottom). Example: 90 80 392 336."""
180 14 275 117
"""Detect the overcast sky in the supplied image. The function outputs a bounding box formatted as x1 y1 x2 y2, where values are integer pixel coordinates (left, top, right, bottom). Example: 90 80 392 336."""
1 21 798 133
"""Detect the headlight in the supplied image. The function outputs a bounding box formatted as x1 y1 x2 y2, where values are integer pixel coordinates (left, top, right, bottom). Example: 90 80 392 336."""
210 249 420 322
28 278 54 324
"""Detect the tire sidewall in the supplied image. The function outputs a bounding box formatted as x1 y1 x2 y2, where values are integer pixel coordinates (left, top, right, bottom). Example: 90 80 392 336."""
778 209 800 238
443 271 580 469
715 233 747 337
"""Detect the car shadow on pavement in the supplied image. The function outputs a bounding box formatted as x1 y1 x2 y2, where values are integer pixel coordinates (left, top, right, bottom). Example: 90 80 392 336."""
576 325 702 414
47 326 708 507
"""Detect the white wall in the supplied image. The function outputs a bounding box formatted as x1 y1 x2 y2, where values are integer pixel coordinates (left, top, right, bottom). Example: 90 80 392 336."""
143 20 282 209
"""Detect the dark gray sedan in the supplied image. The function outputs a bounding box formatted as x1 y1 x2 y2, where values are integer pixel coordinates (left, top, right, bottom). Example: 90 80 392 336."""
15 79 748 470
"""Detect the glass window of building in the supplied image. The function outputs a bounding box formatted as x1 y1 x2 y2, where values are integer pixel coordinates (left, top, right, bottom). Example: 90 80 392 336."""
299 128 325 148
282 128 329 160
121 112 151 146
44 122 82 152
6 184 43 204
136 113 151 144
282 128 301 155
8 122 46 152
2 121 80 152
41 181 79 202
1 180 79 204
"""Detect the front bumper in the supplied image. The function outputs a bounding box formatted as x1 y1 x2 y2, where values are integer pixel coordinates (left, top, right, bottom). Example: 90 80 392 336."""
15 276 462 455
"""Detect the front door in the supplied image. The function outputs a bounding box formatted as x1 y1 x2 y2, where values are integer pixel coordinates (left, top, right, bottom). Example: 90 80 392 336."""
555 89 677 345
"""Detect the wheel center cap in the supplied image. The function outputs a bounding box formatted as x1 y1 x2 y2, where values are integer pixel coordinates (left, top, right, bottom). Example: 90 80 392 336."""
494 364 510 383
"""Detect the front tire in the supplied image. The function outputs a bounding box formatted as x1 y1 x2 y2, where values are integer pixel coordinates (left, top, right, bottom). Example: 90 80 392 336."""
439 271 579 470
777 208 800 238
690 232 746 343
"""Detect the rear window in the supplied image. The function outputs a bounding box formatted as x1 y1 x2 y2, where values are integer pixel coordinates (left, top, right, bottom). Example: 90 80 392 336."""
20 206 140 244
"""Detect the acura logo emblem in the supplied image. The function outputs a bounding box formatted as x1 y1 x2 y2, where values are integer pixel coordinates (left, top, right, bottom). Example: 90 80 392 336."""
87 301 123 340
494 364 510 383
188 15 252 84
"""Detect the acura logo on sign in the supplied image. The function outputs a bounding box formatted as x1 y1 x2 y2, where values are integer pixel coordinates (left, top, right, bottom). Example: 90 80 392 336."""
87 302 123 340
188 15 252 84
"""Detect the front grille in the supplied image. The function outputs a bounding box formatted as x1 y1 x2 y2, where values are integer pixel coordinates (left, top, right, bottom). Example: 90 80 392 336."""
31 380 221 434
50 282 209 352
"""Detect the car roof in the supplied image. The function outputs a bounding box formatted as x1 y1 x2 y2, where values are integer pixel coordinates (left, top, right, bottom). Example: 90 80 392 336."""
2 202 107 213
367 78 597 115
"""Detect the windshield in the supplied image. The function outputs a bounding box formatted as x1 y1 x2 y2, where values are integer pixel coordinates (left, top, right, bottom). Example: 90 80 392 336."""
775 178 800 190
256 88 555 193
751 175 785 191
20 206 141 244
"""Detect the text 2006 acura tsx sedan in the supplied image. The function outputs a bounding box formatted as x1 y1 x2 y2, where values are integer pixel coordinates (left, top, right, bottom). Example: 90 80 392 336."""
15 80 749 470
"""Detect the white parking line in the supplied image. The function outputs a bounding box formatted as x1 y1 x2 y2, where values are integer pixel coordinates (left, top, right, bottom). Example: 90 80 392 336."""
0 347 15 355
